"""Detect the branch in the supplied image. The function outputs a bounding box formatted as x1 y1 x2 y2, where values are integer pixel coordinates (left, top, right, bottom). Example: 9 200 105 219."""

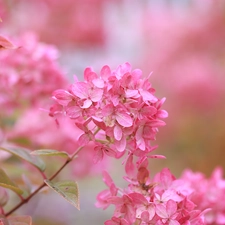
5 146 83 217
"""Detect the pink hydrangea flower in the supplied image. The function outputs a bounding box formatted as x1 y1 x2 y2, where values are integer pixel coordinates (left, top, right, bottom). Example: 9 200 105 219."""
0 32 67 117
180 167 225 224
50 63 167 167
97 163 207 225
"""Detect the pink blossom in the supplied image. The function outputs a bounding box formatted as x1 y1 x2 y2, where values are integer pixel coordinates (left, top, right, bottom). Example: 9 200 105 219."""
180 167 225 224
50 63 167 165
105 216 129 225
0 32 67 118
107 194 136 224
156 200 179 225
98 166 206 224
1 0 107 47
95 171 118 210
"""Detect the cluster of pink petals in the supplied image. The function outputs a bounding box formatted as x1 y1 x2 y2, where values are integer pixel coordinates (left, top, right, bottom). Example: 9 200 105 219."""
96 162 207 225
0 32 67 116
180 167 225 225
50 63 168 165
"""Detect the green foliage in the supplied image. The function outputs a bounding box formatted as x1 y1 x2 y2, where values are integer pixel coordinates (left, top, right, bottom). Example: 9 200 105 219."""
31 149 69 158
0 169 23 195
44 180 80 210
0 145 45 172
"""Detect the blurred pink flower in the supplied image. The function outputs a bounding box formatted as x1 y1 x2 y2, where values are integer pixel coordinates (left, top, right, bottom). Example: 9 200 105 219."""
0 32 67 117
181 167 225 225
0 0 107 47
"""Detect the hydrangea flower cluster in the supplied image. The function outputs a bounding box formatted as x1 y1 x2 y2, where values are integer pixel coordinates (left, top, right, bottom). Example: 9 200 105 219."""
96 160 207 225
50 62 168 166
181 168 225 225
0 32 67 116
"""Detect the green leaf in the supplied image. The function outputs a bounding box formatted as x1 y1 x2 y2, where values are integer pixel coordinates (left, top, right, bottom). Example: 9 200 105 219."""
8 216 32 225
44 180 80 210
31 149 69 158
0 169 23 195
0 144 45 172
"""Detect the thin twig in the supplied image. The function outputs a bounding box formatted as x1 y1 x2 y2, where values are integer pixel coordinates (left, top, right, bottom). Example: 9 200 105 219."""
5 146 83 217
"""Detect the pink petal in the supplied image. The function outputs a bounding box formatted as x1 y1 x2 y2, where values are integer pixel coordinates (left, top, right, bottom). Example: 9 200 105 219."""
141 106 157 117
156 204 168 219
66 106 82 118
166 200 177 216
147 205 156 221
149 120 166 127
136 137 145 151
102 170 114 187
114 125 122 141
135 127 145 150
129 193 148 205
90 88 103 102
84 67 98 82
126 204 137 223
131 69 142 77
160 168 176 188
116 111 133 127
100 65 111 80
104 147 117 158
139 89 158 103
78 133 90 146
125 89 139 98
107 196 123 205
81 99 92 108
141 211 150 222
116 62 131 77
95 189 111 209
52 89 72 106
143 125 154 139
125 154 135 176
93 147 104 164
92 78 104 88
104 220 118 225
72 82 88 99
115 135 126 152
157 110 168 118
102 104 114 116
169 220 180 225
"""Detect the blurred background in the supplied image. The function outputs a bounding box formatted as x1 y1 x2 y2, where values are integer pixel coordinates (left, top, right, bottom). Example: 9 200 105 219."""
1 0 225 224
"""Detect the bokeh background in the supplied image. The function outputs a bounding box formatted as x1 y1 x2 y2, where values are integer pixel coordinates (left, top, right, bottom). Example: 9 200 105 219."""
1 0 225 224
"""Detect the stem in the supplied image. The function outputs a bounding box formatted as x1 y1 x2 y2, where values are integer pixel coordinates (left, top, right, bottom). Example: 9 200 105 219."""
5 146 83 217
93 127 100 135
